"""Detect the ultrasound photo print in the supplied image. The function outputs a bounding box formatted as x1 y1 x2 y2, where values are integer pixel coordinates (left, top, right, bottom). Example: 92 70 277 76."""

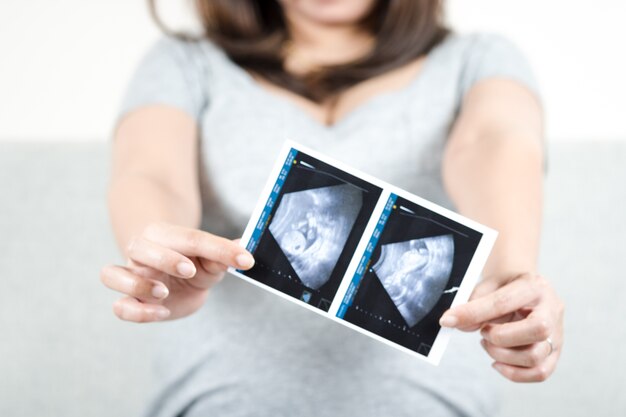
340 195 483 357
232 142 497 364
269 184 363 290
373 234 455 328
242 150 382 311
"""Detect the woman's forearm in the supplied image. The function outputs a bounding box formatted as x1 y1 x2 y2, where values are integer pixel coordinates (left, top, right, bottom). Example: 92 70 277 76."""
108 174 201 256
440 103 565 385
102 108 252 323
443 132 544 283
107 106 202 256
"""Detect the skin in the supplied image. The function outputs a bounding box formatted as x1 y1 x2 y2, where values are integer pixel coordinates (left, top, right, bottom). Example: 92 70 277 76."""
101 0 564 383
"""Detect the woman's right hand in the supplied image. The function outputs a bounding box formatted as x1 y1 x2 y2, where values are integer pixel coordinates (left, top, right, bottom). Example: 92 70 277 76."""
100 222 255 323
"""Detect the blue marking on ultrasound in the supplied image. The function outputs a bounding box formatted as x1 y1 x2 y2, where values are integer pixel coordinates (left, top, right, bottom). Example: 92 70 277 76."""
336 194 397 319
245 148 298 254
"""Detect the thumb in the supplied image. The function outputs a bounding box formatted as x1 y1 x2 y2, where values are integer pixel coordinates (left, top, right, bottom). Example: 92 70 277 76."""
469 276 501 301
439 277 500 332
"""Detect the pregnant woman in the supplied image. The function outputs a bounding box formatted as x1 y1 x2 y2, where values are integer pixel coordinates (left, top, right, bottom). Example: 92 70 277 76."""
100 1 564 416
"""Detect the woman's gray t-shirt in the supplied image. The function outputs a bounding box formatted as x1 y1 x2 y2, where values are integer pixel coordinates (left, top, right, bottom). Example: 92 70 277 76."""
119 33 539 417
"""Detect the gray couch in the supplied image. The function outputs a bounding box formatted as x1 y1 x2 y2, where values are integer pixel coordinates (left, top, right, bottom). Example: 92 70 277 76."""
1 141 624 416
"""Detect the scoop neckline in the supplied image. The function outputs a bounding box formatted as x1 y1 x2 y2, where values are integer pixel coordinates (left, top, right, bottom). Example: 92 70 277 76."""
208 37 450 132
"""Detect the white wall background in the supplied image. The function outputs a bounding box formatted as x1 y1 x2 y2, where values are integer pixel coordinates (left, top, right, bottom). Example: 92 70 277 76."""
0 0 624 142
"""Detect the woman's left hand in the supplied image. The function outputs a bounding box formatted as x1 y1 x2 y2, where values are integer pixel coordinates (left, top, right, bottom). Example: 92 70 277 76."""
439 272 564 382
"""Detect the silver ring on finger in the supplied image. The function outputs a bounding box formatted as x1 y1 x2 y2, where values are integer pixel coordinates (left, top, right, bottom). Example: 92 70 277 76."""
545 337 555 356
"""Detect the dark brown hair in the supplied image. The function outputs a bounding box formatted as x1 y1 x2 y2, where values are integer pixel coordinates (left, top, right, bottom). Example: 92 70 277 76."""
149 0 448 103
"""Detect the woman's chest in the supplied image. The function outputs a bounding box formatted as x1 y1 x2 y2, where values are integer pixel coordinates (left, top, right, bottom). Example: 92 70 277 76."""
198 80 458 223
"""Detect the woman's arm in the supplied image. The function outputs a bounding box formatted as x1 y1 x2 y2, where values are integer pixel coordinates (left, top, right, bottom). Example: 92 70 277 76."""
101 106 254 322
443 79 544 278
108 105 202 247
440 79 564 382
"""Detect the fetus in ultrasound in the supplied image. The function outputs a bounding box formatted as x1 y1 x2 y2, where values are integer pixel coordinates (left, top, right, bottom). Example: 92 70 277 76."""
372 235 454 327
269 184 362 290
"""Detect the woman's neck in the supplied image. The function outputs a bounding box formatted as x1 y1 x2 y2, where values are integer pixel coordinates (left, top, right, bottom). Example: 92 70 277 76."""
283 12 374 73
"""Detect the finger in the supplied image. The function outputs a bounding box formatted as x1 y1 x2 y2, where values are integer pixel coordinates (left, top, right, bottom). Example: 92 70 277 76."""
491 348 560 382
469 277 501 301
183 258 228 291
100 265 169 301
113 296 170 323
126 259 169 281
199 257 228 276
440 273 541 328
456 312 516 332
456 323 483 332
127 236 196 278
481 339 551 368
144 223 255 269
454 279 503 331
480 312 551 347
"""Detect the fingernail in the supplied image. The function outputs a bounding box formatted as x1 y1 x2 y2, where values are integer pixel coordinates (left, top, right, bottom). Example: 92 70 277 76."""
480 339 487 350
177 262 196 278
492 362 504 372
152 284 169 299
112 300 123 316
155 308 170 320
236 253 255 269
439 314 458 328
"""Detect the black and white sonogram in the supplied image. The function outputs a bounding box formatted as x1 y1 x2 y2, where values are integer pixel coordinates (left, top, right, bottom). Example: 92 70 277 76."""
341 195 483 357
269 184 363 290
242 149 382 311
373 235 454 327
233 142 497 364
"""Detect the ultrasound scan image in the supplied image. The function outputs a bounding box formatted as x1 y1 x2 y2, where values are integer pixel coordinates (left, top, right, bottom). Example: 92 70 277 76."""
372 235 455 327
269 184 363 290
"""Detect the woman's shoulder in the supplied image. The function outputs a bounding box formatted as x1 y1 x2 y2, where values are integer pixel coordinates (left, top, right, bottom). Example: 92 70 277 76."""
118 36 225 122
430 31 539 98
433 32 527 62
145 35 224 67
